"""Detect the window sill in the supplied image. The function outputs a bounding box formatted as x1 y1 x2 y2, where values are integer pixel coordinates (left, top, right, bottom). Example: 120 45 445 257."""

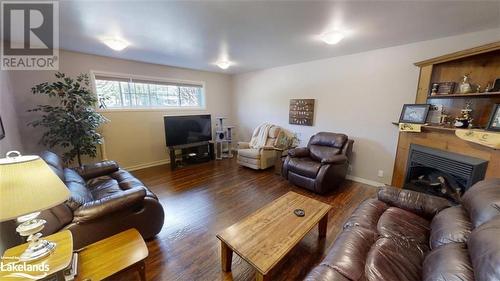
97 107 207 113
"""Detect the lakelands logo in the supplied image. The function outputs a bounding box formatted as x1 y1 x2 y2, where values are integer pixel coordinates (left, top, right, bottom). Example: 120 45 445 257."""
0 257 50 280
1 1 59 70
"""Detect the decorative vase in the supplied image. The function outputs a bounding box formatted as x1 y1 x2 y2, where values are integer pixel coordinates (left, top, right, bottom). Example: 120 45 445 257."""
459 74 472 94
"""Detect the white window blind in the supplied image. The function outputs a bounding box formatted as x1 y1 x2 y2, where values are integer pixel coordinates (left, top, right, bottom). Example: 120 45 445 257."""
93 73 204 109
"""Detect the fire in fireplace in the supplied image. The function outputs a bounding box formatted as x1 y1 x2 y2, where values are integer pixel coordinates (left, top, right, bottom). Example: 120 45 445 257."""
404 144 488 203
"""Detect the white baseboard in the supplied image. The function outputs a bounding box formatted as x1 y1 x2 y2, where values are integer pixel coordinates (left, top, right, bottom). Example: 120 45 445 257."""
346 175 385 187
123 160 386 188
124 159 170 171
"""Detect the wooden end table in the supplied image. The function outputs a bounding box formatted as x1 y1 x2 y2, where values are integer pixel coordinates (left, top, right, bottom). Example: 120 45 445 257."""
76 228 149 281
216 192 332 281
0 230 73 281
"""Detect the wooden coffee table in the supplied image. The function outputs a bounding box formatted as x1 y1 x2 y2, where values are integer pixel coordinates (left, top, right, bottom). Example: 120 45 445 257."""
76 228 148 281
216 192 332 281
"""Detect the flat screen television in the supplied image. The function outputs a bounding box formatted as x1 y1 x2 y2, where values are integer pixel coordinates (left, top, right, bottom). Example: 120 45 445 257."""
164 114 212 147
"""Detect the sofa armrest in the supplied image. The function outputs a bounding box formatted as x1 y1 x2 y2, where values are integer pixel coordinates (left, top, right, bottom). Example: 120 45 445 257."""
288 147 310 158
238 142 250 149
261 146 278 150
74 160 119 180
73 187 146 223
321 155 348 165
378 186 452 219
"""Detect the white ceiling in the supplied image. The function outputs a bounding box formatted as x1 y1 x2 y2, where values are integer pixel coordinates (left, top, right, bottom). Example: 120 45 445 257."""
60 1 500 74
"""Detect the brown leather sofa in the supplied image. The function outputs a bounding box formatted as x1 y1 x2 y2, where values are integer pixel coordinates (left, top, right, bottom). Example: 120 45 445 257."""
304 178 500 281
282 132 353 194
38 151 165 249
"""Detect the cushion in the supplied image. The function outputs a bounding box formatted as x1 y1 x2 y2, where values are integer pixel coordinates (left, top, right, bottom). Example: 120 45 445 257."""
344 199 389 231
238 148 261 159
87 177 122 200
377 207 431 246
462 178 500 228
303 265 350 281
268 125 280 138
308 132 347 148
64 168 86 184
40 151 65 181
467 217 500 281
287 157 321 178
377 186 451 219
309 145 341 162
423 243 474 281
265 138 275 147
321 227 378 280
111 170 155 199
65 181 93 210
430 206 472 249
365 238 426 281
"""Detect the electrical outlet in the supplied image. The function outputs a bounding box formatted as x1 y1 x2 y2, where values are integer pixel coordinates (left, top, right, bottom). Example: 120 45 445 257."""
378 170 384 178
348 165 353 172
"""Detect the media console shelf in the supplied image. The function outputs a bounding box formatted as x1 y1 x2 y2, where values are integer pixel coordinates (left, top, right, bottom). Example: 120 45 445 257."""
168 141 214 170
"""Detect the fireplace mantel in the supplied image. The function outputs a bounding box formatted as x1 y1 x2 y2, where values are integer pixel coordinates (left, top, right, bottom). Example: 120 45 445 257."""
392 42 500 187
391 129 500 187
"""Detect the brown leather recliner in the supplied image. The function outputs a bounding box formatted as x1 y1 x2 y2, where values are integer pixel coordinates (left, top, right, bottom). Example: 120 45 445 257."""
37 151 165 250
304 178 500 281
282 132 353 194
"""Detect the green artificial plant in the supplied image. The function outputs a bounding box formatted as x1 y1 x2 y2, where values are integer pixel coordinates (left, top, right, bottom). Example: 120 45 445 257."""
29 72 108 166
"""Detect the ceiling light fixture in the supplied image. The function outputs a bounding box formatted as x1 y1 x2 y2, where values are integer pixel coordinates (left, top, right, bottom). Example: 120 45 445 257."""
320 31 344 45
216 60 231 70
102 38 130 51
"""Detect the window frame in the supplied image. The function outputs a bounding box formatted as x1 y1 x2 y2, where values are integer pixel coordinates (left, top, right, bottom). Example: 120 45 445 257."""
90 70 207 112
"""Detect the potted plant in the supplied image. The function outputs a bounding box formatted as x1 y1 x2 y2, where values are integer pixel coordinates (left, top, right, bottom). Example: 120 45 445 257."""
29 72 108 167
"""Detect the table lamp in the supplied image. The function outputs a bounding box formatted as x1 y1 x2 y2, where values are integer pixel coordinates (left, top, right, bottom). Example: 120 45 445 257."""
0 151 70 262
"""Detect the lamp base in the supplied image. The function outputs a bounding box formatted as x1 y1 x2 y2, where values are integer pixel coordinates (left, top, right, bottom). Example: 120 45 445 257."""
15 212 56 262
19 239 56 262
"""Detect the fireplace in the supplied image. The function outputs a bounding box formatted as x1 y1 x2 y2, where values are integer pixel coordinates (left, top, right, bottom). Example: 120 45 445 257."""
404 144 488 203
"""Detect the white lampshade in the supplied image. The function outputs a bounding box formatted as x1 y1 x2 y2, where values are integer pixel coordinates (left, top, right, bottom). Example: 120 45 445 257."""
0 154 70 222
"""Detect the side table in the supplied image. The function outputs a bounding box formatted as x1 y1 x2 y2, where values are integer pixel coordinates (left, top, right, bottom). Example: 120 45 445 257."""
76 228 148 281
274 149 288 175
0 230 73 281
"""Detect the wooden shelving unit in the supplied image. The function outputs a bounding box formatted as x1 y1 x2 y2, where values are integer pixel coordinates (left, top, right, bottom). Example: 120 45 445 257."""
391 41 500 188
413 42 500 127
427 91 500 99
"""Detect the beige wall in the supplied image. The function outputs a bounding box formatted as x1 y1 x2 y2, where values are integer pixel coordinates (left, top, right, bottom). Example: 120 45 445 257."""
0 70 23 155
232 28 500 185
9 50 232 169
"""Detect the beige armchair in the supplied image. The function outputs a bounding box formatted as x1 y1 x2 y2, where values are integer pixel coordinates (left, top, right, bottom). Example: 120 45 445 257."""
237 125 283 170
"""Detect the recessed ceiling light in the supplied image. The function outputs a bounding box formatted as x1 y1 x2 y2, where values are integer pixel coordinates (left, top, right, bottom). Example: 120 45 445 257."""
320 31 344 45
102 38 130 51
216 60 231 70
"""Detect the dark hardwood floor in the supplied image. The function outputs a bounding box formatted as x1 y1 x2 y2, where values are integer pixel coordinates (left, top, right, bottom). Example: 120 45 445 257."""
111 159 377 281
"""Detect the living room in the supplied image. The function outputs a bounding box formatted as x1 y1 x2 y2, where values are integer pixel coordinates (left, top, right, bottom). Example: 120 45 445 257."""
1 1 499 281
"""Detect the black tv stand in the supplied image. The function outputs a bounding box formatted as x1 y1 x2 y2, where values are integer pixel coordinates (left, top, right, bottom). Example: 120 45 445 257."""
168 141 214 170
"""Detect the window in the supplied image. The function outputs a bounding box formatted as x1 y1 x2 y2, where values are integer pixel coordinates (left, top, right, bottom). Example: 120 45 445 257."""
93 73 205 109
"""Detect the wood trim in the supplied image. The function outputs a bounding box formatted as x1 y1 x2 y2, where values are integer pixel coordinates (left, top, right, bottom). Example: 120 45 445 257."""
415 65 433 103
414 41 500 67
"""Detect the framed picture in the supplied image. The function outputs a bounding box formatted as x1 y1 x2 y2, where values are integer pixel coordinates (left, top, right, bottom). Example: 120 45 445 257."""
399 104 431 124
0 116 4 140
486 104 500 132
